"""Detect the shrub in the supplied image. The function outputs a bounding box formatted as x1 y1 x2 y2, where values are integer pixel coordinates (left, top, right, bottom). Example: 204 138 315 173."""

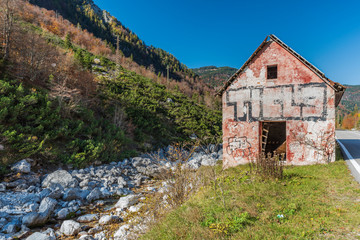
0 78 132 166
250 153 285 180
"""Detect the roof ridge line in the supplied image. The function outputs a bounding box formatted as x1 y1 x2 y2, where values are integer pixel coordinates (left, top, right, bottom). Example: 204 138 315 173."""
216 34 345 96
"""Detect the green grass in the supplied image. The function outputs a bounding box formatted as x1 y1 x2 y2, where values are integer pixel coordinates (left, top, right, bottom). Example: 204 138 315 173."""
143 159 360 239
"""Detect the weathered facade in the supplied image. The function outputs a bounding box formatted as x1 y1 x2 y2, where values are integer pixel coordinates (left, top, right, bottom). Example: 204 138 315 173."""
218 35 345 168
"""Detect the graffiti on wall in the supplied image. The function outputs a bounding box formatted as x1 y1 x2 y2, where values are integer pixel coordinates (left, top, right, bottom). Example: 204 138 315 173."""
226 136 252 158
226 83 327 122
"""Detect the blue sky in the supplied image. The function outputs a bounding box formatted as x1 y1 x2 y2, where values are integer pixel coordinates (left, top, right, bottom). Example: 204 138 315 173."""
94 0 360 85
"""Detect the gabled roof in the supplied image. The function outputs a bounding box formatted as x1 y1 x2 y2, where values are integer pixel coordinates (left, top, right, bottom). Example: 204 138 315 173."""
216 34 345 106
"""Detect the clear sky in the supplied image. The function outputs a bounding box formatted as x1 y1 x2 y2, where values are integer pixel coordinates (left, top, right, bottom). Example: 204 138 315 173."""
93 0 360 85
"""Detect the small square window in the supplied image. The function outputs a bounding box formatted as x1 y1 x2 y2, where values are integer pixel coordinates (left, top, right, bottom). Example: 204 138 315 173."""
267 65 277 79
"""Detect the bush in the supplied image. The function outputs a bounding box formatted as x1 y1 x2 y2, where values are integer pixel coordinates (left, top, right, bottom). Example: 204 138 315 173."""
250 153 285 180
0 78 133 166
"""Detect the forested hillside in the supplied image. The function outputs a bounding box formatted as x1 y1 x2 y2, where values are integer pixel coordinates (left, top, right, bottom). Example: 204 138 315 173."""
338 85 360 113
193 66 237 88
29 0 194 81
27 0 219 109
337 85 360 129
0 0 221 172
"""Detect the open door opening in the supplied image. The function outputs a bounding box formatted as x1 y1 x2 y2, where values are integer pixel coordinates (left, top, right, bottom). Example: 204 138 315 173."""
261 121 286 160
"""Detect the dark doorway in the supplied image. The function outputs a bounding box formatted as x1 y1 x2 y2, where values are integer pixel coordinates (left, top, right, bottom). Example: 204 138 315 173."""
261 121 286 158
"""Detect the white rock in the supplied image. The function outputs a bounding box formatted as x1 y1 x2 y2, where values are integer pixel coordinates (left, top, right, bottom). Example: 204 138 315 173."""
86 188 102 202
11 159 31 173
56 208 70 220
115 194 139 210
79 235 95 240
128 203 142 212
22 213 48 227
114 224 130 239
3 222 19 234
26 232 54 240
201 156 218 166
0 144 4 150
38 197 57 215
42 170 78 189
60 220 81 236
94 231 106 240
63 188 82 201
0 184 6 192
42 228 56 239
98 215 118 225
77 214 98 223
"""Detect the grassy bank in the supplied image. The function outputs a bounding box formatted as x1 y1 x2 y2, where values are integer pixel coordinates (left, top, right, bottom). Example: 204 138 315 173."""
144 159 360 239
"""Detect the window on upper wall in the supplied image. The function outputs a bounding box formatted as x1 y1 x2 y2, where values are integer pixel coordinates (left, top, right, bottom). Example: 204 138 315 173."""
267 65 278 79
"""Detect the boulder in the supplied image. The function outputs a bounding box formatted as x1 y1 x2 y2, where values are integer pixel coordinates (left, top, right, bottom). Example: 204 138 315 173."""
0 184 5 192
98 215 119 225
86 188 102 202
38 197 57 215
63 188 82 201
23 197 57 227
94 231 106 239
117 177 127 188
79 235 95 240
88 225 103 234
115 194 139 210
3 222 20 234
11 159 31 173
42 170 78 189
22 213 48 227
113 224 130 239
60 220 81 236
39 189 51 199
201 156 218 166
186 159 201 170
47 188 63 200
26 232 54 240
42 228 56 239
56 208 70 220
7 179 26 188
23 202 39 212
77 214 98 223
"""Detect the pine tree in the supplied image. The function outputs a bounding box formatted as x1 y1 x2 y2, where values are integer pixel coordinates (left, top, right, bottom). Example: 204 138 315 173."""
64 33 72 49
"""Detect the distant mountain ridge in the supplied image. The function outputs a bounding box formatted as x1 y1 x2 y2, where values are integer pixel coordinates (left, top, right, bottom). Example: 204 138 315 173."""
338 85 360 114
192 66 237 88
29 0 195 81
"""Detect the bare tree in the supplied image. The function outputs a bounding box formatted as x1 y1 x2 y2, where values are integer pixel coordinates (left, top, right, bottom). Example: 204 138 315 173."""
49 77 81 117
0 0 17 60
113 102 127 129
11 29 58 82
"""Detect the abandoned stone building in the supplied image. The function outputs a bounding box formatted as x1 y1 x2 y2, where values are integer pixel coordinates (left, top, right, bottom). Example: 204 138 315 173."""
218 35 345 168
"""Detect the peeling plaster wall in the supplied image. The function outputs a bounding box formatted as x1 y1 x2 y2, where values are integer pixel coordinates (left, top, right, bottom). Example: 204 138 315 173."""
222 41 336 168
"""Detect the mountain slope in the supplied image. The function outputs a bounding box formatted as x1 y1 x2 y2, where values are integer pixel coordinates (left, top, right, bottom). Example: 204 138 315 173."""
29 0 195 81
0 0 222 171
193 66 237 88
338 85 360 113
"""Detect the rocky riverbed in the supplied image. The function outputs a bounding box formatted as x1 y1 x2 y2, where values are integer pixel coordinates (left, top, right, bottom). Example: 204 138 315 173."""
0 145 223 240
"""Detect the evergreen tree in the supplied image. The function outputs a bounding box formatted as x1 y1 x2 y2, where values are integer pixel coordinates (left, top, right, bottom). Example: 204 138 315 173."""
64 33 72 49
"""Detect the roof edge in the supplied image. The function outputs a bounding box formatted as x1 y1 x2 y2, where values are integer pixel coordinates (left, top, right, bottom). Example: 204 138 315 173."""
216 35 269 96
216 34 345 96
